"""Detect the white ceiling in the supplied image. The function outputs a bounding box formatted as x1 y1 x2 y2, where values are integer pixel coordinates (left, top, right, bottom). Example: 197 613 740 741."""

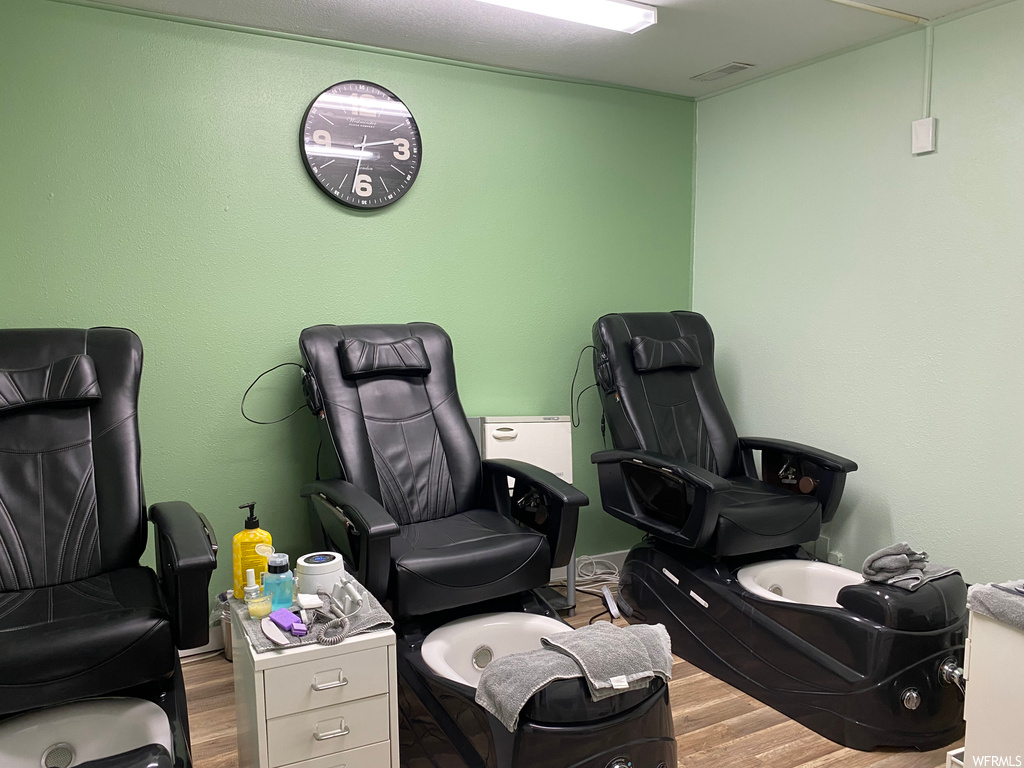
100 0 996 97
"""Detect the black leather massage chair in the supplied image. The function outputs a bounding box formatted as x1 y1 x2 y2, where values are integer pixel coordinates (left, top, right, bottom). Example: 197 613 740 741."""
297 322 676 768
591 311 968 751
0 328 218 768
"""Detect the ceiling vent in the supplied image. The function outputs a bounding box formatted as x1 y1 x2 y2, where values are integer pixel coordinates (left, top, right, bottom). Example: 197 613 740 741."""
690 62 754 82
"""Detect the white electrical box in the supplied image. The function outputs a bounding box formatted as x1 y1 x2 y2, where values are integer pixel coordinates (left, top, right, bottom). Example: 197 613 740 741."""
912 117 938 155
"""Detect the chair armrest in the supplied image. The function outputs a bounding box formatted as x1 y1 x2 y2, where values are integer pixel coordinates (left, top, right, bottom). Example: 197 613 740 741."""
737 437 858 473
149 501 218 650
481 459 587 569
738 436 857 523
300 480 399 601
591 449 727 549
592 449 732 493
482 459 589 507
301 480 401 537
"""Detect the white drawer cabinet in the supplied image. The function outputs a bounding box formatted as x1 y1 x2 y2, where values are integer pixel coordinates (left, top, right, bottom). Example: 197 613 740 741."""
962 611 1024 763
230 601 399 768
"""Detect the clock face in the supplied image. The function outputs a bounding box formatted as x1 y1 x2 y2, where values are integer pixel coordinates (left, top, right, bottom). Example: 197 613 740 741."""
300 81 422 209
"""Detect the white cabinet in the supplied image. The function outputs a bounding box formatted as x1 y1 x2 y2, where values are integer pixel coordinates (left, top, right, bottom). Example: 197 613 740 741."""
469 415 577 612
477 416 574 484
962 611 1024 763
230 601 399 768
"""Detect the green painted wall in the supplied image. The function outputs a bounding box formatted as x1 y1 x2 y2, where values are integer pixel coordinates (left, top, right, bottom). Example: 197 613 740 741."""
693 1 1024 583
0 0 695 597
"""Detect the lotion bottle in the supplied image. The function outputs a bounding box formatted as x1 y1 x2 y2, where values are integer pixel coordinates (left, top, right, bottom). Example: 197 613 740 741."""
232 502 272 599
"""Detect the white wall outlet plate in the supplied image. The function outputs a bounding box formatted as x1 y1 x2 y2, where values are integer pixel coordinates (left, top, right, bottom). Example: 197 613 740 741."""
912 117 938 155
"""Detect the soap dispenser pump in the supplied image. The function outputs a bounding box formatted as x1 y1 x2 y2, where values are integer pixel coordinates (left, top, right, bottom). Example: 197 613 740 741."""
232 502 272 599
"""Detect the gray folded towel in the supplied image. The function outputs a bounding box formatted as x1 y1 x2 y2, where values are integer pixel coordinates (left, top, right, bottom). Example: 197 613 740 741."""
474 622 674 732
541 622 673 701
862 542 959 591
474 647 583 731
967 580 1024 631
863 542 928 582
887 563 960 591
625 623 674 680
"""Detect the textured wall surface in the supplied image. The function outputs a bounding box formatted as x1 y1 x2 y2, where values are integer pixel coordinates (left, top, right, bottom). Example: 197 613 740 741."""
693 1 1024 583
0 0 695 596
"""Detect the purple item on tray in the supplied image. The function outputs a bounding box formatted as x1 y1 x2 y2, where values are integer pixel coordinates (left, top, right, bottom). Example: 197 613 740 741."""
291 622 307 637
269 608 299 631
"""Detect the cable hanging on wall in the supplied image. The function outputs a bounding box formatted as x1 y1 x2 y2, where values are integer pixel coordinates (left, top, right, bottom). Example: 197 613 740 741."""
240 362 308 425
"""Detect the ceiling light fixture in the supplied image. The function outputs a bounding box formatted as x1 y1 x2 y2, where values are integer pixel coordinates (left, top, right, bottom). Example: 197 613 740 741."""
822 0 927 24
474 0 657 34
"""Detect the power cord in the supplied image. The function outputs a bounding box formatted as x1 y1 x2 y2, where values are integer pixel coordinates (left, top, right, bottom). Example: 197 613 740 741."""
569 344 609 447
569 345 598 428
548 555 620 590
241 362 307 425
589 608 612 625
546 555 622 623
313 585 364 645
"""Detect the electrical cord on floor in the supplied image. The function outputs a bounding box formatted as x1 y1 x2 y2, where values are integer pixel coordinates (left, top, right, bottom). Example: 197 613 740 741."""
548 555 620 591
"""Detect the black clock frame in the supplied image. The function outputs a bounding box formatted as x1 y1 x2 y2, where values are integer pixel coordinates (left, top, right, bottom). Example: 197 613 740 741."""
299 80 422 210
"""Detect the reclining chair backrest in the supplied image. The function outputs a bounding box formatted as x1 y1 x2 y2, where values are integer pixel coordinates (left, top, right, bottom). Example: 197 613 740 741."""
593 311 741 478
0 328 146 591
300 323 483 525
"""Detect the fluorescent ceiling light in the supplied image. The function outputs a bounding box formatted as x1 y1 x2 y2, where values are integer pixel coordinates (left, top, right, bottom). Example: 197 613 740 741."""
475 0 657 34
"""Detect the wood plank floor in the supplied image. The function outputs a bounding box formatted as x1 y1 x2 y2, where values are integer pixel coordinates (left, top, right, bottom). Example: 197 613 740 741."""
182 591 962 768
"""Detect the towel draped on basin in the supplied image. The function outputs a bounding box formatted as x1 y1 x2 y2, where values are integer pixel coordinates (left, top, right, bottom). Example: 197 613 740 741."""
474 621 672 731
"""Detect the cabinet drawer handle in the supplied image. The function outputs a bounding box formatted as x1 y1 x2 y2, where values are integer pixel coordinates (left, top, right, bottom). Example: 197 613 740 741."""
313 720 351 741
311 671 349 691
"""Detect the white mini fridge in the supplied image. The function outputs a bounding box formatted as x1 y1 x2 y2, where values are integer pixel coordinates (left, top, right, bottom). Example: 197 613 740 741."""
468 415 576 612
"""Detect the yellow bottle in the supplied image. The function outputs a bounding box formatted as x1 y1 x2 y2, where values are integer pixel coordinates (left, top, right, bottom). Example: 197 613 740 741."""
232 502 272 599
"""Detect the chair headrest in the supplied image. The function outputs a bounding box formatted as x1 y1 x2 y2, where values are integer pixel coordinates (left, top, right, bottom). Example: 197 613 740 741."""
338 336 431 380
630 334 703 373
0 354 101 414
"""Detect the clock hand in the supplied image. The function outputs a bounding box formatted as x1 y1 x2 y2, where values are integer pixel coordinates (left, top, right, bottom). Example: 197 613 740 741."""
351 134 367 194
355 139 399 148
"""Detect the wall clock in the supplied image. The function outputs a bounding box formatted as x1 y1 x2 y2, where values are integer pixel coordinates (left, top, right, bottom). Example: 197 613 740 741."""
300 81 422 209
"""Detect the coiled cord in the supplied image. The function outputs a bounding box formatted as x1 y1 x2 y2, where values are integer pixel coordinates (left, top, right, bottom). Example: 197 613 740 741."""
313 586 362 646
316 615 351 645
547 555 620 590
